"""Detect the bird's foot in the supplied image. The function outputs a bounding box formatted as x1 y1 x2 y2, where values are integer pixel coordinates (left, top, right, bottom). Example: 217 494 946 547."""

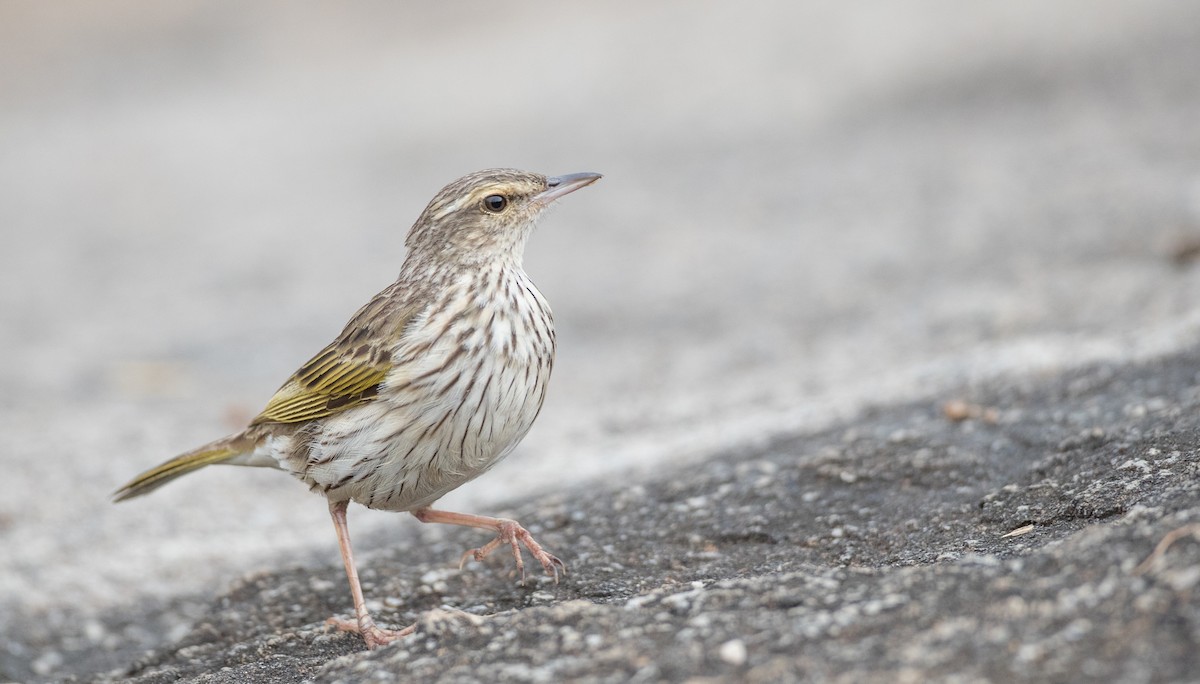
325 615 414 649
458 518 567 583
411 508 567 583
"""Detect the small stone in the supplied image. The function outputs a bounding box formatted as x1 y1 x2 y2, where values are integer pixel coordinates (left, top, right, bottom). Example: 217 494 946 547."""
420 568 459 584
718 638 748 666
309 578 336 593
32 650 63 676
83 619 107 643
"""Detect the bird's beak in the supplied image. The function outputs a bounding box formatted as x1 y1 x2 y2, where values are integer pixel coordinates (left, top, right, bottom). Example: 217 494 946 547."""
534 172 602 205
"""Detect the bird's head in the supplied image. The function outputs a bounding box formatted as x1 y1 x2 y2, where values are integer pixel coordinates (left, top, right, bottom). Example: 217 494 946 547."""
404 168 601 268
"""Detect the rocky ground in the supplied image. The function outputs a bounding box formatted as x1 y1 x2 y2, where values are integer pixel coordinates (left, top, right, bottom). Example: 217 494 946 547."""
13 348 1200 683
2 1 1200 682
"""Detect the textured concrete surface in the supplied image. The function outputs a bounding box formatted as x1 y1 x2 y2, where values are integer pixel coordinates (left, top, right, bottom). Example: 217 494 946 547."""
17 349 1200 682
1 1 1199 682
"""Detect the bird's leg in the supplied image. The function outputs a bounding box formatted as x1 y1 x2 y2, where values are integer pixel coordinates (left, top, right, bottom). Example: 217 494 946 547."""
411 507 566 583
325 499 414 648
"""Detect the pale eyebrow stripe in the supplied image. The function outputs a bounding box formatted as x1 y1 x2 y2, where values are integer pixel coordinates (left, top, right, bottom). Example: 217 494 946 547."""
431 183 524 221
432 197 466 221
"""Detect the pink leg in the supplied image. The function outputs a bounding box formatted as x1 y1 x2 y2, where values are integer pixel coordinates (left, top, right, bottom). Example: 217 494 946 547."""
326 499 414 649
412 507 566 582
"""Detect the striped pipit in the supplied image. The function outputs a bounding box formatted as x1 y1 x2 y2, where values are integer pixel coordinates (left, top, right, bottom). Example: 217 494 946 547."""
115 168 601 648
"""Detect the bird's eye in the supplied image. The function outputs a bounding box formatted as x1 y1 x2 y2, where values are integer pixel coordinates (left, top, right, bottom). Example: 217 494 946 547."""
482 194 508 213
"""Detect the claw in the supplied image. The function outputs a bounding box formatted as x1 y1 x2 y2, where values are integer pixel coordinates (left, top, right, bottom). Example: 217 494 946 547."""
326 615 414 649
412 508 568 583
461 519 567 583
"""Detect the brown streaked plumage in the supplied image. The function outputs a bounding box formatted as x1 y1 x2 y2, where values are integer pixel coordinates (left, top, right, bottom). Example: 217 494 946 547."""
114 168 602 649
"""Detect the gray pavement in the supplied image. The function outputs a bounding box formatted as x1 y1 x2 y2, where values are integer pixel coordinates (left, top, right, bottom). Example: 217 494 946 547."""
1 1 1199 681
90 348 1200 682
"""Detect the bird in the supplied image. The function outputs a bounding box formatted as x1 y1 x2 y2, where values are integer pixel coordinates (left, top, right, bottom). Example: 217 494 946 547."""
114 168 602 649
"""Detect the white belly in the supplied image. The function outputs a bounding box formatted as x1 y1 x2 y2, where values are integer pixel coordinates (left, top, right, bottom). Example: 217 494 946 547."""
269 270 555 511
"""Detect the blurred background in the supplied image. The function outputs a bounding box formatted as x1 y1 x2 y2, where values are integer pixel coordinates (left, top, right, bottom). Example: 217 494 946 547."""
2 0 1199 676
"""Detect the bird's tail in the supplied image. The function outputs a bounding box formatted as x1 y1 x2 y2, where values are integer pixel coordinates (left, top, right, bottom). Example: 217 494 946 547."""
113 434 252 502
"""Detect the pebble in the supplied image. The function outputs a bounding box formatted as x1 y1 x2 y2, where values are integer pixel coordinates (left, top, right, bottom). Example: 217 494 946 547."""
718 638 747 666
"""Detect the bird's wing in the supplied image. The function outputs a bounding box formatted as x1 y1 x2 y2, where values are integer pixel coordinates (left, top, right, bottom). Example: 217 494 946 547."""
250 293 419 426
250 344 392 425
